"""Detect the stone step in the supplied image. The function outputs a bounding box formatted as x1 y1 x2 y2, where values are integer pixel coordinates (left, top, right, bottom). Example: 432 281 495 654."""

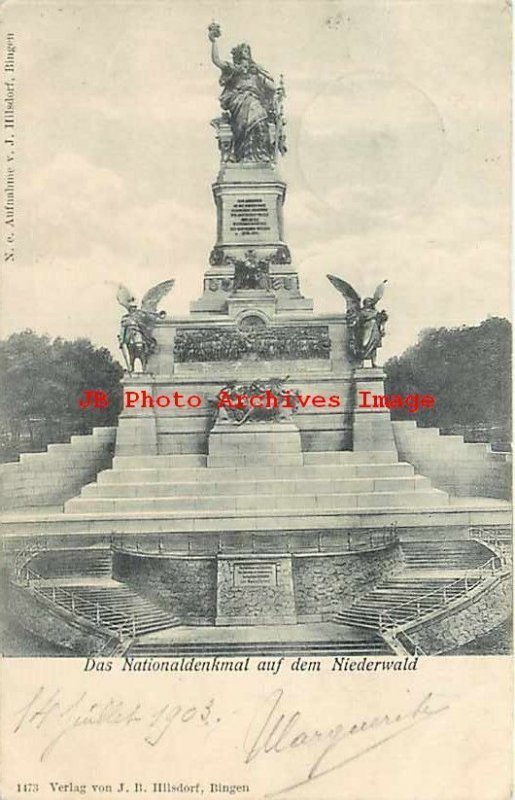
81 475 432 499
333 613 380 630
97 462 417 485
127 639 392 657
136 622 182 634
16 457 105 472
33 552 113 578
377 580 450 588
3 503 511 539
65 489 448 515
374 582 462 592
46 442 99 454
111 451 400 470
405 542 488 559
360 594 462 607
304 451 399 465
113 454 207 469
207 453 303 467
37 584 181 635
402 543 489 551
400 541 493 569
403 558 487 567
338 573 485 632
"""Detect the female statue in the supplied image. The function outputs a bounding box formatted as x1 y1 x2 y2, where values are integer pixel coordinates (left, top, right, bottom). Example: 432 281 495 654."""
208 23 280 162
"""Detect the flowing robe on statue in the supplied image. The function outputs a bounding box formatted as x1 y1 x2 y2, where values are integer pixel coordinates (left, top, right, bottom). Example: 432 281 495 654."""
219 65 275 161
359 308 385 360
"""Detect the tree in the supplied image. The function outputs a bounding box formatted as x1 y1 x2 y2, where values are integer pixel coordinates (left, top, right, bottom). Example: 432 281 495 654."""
0 331 123 459
384 317 511 441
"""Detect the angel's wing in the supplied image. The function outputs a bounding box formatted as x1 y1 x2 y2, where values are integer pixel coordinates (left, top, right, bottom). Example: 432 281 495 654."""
326 274 361 310
141 279 175 311
116 284 136 310
372 279 388 305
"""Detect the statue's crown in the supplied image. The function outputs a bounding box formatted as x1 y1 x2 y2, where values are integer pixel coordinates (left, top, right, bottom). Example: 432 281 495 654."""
231 42 252 62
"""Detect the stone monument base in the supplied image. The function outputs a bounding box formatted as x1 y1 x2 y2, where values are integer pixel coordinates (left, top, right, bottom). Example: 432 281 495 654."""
207 420 303 467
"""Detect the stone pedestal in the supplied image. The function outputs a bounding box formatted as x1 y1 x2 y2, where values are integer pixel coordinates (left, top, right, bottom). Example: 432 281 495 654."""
352 368 397 453
115 379 157 456
190 160 312 314
213 162 286 256
207 420 303 467
227 291 277 320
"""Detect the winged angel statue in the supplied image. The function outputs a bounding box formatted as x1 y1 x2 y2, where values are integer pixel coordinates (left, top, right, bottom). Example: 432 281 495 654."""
116 280 175 373
327 275 388 368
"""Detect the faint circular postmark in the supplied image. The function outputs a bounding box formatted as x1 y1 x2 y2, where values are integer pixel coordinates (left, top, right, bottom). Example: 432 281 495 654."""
297 71 447 227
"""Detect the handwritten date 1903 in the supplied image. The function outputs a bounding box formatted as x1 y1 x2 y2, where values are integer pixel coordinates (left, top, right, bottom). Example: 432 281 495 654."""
13 686 222 762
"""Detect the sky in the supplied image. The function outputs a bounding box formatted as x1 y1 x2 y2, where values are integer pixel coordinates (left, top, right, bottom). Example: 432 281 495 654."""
0 0 511 361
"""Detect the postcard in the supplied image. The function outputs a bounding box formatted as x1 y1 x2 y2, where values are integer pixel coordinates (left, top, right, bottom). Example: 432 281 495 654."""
0 1 512 798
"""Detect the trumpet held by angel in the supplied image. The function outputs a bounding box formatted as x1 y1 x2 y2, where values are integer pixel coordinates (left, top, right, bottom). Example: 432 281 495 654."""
116 279 175 373
327 274 388 368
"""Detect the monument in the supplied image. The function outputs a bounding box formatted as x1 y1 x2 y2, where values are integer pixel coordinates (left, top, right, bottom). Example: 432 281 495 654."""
3 24 511 657
109 25 395 462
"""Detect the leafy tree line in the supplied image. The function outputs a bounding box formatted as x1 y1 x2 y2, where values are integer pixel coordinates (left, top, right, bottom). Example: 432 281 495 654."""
0 331 123 461
384 317 511 443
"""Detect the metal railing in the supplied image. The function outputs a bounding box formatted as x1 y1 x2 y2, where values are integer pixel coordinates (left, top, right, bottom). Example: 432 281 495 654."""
469 526 512 562
381 623 426 657
111 524 399 557
379 556 505 633
15 564 137 638
95 631 134 657
12 544 40 574
2 535 111 555
469 525 512 543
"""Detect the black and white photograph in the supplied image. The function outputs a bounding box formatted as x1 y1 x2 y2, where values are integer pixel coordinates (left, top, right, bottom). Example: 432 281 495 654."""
0 1 512 798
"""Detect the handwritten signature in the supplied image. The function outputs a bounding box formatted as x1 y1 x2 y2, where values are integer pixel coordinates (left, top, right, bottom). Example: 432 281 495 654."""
11 683 450 796
243 688 450 796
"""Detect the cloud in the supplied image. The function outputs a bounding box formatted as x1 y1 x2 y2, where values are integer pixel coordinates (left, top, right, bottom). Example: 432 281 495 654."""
3 153 212 352
20 152 211 263
0 243 205 356
293 198 509 358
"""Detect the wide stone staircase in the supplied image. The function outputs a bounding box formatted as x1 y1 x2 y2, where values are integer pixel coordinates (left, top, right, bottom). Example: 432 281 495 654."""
35 582 181 637
64 451 449 519
401 540 493 570
17 548 180 639
31 547 112 578
332 538 507 652
334 576 483 631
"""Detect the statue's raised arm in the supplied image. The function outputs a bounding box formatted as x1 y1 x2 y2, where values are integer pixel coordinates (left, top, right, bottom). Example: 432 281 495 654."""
207 21 285 163
208 22 227 70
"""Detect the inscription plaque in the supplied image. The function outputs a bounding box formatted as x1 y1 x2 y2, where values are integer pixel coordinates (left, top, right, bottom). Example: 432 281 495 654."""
229 197 272 237
233 561 278 588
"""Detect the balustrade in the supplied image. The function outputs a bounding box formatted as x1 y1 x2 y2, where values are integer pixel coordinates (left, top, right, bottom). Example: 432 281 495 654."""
111 525 399 558
12 560 134 636
380 555 503 634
